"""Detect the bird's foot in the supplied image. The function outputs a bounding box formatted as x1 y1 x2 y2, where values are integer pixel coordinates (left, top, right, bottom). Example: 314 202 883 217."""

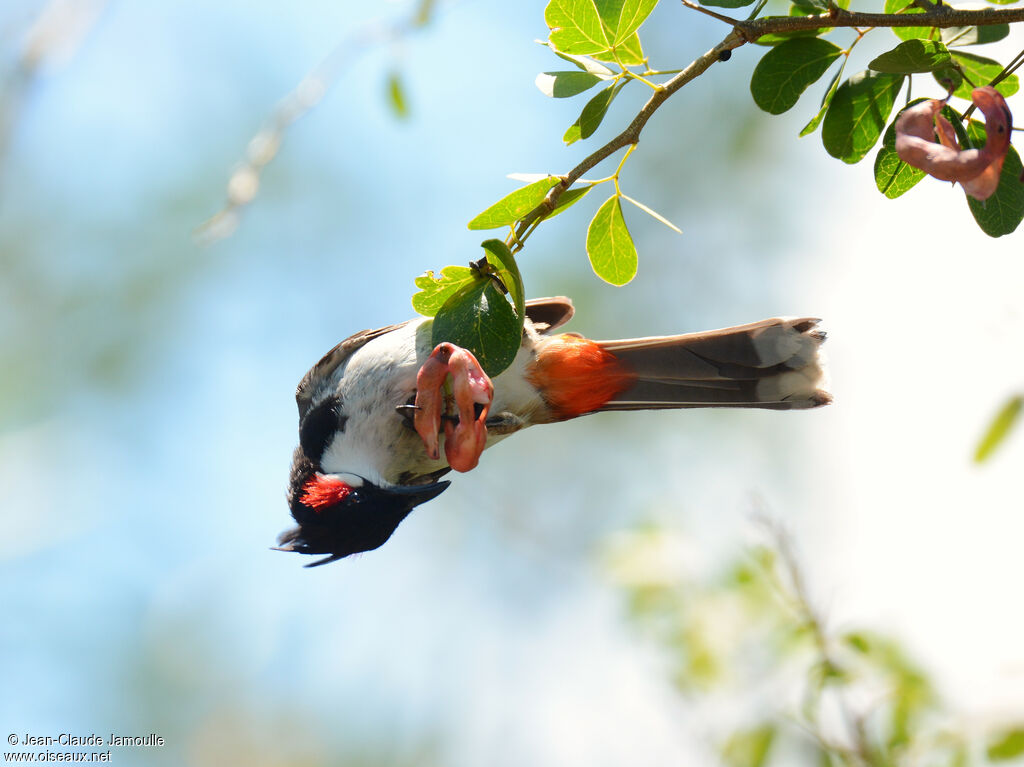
413 343 494 472
484 411 527 435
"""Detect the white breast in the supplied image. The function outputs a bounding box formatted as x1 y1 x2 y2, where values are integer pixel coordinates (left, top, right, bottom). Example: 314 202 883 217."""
317 319 547 486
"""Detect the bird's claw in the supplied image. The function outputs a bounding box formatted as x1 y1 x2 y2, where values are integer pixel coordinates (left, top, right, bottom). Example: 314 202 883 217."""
413 343 494 472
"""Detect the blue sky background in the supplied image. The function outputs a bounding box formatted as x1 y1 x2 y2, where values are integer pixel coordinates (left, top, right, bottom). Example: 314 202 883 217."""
2 1 1023 765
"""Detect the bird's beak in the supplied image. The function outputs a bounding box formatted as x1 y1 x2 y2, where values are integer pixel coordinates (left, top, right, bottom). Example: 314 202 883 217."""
277 478 453 567
383 480 451 505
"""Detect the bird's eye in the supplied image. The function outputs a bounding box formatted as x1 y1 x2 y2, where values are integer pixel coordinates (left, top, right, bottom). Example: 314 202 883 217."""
299 398 347 463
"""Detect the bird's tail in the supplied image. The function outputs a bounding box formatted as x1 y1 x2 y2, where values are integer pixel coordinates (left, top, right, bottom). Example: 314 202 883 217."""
529 318 830 419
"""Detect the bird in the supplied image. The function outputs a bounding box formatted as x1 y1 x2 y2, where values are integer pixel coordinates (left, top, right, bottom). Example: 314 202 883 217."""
276 297 830 566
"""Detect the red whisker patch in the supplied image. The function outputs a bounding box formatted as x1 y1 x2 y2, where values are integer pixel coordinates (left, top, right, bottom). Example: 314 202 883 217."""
301 474 351 511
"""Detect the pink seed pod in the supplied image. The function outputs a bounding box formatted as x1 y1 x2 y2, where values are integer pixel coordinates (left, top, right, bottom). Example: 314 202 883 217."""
894 86 1013 201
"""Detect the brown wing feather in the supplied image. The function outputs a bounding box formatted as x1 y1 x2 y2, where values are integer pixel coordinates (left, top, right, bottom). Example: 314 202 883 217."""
524 296 574 334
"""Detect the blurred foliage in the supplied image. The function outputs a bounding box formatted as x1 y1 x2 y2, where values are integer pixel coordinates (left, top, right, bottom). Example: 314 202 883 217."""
605 524 1024 767
975 395 1023 464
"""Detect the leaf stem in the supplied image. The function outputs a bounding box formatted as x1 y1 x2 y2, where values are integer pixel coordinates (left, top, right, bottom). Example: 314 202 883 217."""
613 142 636 178
622 69 662 90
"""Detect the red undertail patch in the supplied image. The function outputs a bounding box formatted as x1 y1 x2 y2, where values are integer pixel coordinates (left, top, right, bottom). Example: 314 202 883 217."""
301 474 351 511
528 334 634 419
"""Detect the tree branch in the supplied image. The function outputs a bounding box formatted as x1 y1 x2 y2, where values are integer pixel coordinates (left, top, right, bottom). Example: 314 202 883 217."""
732 2 1024 38
512 1 1024 249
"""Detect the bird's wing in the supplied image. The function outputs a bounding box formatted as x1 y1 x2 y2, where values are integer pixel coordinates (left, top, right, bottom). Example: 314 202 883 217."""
295 297 573 418
524 296 574 334
295 322 410 419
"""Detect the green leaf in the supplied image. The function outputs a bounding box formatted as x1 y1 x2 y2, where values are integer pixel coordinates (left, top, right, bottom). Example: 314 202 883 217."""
386 71 409 119
822 70 904 164
754 29 825 46
468 176 559 230
974 395 1023 462
750 38 842 114
932 62 964 94
869 39 951 73
966 120 1024 237
799 61 845 136
564 82 622 145
882 0 935 41
548 184 594 218
423 239 526 378
613 31 645 65
593 30 645 65
595 0 626 35
546 0 611 55
536 70 604 97
946 51 1020 100
874 144 925 198
412 265 478 316
700 0 760 9
721 724 776 767
543 41 616 76
753 4 827 45
987 727 1024 761
431 278 521 377
874 102 926 198
600 0 658 45
942 23 1009 46
587 195 638 285
942 101 971 145
983 0 1023 5
480 239 526 323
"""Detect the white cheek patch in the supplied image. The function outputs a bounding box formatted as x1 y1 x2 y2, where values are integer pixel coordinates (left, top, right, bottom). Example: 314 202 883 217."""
320 431 388 487
329 472 364 488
